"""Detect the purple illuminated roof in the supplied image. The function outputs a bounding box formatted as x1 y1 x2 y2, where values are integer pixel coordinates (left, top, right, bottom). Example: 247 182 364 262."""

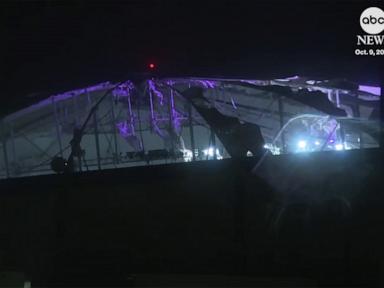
2 76 381 124
358 85 381 96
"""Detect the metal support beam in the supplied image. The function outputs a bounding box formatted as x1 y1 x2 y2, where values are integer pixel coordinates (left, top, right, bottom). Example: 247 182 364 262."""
149 85 155 123
127 92 135 135
52 97 63 157
10 124 16 163
335 89 340 108
278 96 286 153
359 133 364 149
339 124 346 150
187 82 196 161
168 86 176 157
1 122 10 178
188 103 196 161
210 128 217 160
137 90 145 154
72 94 80 126
93 110 102 170
110 94 119 164
352 102 363 149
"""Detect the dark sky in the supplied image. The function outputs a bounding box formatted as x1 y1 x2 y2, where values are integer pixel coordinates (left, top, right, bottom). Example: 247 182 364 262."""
0 0 382 116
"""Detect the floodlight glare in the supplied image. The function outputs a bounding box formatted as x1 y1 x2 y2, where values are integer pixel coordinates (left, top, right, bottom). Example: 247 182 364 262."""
297 140 307 149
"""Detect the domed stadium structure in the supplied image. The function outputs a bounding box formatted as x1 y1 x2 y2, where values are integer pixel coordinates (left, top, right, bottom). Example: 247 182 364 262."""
0 76 380 179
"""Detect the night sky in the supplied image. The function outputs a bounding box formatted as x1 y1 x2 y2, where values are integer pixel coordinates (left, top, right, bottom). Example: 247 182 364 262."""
0 0 382 116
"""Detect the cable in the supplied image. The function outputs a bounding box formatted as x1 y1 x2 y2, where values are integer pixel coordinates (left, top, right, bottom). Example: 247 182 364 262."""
67 79 133 170
26 144 72 173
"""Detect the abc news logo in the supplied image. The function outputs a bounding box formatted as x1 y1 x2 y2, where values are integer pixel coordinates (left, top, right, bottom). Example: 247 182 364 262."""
357 7 384 45
361 15 384 25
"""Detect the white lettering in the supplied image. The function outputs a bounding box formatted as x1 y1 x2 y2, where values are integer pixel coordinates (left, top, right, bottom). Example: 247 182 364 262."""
374 35 384 45
357 35 366 45
357 35 384 45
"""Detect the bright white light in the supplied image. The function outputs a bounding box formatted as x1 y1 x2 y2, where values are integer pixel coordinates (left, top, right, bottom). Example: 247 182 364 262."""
203 147 215 157
315 140 320 146
181 149 193 162
335 144 343 151
194 149 199 157
345 144 352 150
263 143 281 155
203 147 223 160
246 151 253 157
297 140 307 149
